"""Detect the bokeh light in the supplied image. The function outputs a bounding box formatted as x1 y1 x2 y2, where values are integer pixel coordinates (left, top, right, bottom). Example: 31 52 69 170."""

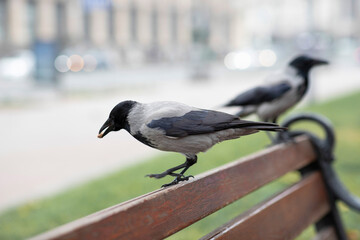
224 52 237 70
67 55 84 72
234 52 252 70
83 55 97 72
354 48 360 63
54 55 69 73
224 51 253 70
259 49 277 67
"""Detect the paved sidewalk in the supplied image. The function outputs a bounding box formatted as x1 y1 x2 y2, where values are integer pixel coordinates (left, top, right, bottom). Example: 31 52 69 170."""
1 64 359 212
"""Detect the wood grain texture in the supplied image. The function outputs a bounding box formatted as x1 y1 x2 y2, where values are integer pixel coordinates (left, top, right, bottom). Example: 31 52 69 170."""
30 136 316 240
201 172 330 240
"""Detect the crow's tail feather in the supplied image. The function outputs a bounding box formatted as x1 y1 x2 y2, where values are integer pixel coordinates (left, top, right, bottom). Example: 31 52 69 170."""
231 119 287 132
246 125 287 132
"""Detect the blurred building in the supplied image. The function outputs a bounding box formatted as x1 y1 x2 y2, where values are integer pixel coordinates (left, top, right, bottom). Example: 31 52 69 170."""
0 0 359 84
0 0 238 83
0 0 233 61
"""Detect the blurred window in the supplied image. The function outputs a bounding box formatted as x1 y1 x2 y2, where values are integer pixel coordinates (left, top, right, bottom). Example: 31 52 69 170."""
108 3 114 43
151 7 158 46
56 2 67 46
348 0 356 19
84 10 90 43
170 5 178 44
191 5 210 44
27 0 36 44
130 2 138 43
223 14 230 46
0 0 6 43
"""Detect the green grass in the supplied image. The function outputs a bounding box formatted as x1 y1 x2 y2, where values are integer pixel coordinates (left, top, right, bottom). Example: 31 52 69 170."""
1 92 360 240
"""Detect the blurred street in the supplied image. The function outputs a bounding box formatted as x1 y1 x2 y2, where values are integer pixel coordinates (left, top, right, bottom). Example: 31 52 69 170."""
1 63 360 212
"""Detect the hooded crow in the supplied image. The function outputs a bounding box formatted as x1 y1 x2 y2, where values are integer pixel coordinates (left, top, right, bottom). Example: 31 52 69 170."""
224 55 328 123
98 100 285 187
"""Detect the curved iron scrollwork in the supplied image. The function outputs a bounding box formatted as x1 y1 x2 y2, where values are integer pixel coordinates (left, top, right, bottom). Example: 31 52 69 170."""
276 113 360 212
275 113 360 240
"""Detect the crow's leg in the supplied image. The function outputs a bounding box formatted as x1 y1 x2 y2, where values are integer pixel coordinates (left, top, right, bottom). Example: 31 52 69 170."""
146 161 188 179
161 156 197 187
146 156 197 187
270 117 294 144
278 129 295 144
264 118 276 143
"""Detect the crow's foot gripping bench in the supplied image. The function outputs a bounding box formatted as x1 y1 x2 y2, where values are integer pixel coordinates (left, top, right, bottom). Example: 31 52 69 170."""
31 114 360 240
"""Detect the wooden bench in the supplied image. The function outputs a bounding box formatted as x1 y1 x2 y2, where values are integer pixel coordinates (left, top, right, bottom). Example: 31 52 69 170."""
30 135 349 240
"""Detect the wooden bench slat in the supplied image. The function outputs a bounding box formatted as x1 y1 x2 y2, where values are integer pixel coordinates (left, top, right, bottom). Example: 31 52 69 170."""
30 136 316 240
201 172 330 240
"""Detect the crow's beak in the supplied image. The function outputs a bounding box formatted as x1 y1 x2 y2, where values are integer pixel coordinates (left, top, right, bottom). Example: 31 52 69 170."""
98 118 114 138
312 59 329 66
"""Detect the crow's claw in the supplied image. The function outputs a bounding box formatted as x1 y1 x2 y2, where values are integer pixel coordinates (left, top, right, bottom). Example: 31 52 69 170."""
161 175 194 188
146 172 185 179
146 173 167 179
275 132 295 144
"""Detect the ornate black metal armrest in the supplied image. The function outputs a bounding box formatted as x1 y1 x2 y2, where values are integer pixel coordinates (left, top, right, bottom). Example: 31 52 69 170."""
277 113 360 211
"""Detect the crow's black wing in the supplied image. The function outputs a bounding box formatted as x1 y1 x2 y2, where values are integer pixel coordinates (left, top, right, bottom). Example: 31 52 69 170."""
225 82 291 106
147 110 281 137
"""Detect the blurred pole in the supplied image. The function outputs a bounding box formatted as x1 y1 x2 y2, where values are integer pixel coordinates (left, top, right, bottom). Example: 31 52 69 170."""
113 0 131 63
158 0 171 60
190 0 210 81
178 0 192 59
7 0 30 48
88 6 110 46
138 1 152 56
34 0 58 86
65 1 84 45
209 1 228 56
355 0 360 38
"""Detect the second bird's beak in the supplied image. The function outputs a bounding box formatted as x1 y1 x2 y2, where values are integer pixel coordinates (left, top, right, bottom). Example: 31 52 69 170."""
98 118 114 138
313 59 329 66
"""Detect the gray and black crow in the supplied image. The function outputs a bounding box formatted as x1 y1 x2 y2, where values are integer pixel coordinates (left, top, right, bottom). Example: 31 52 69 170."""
98 100 285 187
224 55 328 123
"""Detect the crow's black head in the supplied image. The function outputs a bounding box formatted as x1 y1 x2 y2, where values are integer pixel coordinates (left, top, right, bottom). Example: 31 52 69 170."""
98 100 136 138
289 55 328 75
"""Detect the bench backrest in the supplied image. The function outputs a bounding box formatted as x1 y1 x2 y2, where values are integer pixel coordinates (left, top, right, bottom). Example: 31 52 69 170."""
30 136 340 240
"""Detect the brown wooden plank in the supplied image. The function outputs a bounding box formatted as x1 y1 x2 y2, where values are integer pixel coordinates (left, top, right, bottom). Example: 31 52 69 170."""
201 172 330 240
30 136 316 240
313 227 338 240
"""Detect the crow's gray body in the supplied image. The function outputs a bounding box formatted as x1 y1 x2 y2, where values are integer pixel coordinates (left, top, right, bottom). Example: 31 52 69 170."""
227 67 303 121
127 101 277 158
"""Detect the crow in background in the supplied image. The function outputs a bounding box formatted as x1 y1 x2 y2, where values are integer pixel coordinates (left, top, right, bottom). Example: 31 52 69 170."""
224 55 328 124
98 100 285 187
